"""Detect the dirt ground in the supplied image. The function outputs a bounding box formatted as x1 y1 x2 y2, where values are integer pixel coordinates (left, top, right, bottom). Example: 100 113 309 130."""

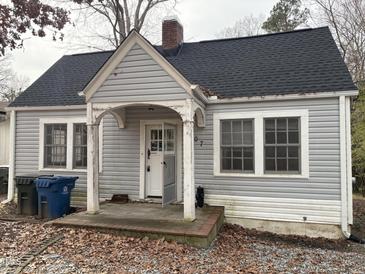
0 199 364 274
353 197 365 239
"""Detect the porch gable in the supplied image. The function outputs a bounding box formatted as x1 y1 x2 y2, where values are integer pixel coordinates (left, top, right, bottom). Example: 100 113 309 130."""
84 31 193 103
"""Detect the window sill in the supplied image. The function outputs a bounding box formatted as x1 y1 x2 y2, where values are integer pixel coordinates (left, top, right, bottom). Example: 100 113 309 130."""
214 171 308 179
39 168 87 173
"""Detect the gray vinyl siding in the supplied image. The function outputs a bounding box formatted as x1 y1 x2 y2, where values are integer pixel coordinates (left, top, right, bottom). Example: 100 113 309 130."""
90 44 190 103
195 98 341 225
15 110 87 190
99 106 181 200
195 98 340 199
13 97 342 224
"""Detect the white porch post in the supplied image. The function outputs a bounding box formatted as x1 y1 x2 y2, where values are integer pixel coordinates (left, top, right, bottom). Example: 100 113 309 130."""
87 103 100 213
183 100 195 221
6 110 16 202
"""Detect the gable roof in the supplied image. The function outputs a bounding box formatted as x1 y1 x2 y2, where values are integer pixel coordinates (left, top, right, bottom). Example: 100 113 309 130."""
9 27 356 107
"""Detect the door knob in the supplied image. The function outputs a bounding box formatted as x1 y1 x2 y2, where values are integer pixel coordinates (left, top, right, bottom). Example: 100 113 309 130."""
147 165 150 172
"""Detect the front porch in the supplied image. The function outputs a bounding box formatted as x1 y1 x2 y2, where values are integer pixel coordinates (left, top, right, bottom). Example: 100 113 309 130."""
87 99 206 221
50 202 224 248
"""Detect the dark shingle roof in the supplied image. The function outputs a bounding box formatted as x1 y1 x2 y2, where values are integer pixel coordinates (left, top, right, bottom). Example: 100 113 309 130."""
10 27 356 107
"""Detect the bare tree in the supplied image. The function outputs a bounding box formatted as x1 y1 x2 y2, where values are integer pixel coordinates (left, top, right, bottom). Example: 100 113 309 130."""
216 15 266 39
310 0 365 83
69 0 177 49
0 56 29 102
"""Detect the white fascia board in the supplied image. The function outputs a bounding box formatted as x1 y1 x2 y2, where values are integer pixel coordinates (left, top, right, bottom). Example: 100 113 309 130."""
5 105 86 111
208 90 359 104
83 30 193 102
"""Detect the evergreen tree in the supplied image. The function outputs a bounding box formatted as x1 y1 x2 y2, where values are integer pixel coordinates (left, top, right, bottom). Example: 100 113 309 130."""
262 0 309 33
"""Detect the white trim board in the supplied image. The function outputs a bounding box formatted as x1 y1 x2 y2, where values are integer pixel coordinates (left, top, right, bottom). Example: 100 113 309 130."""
213 109 309 178
6 105 86 111
6 90 358 112
39 117 102 173
139 119 182 201
208 90 358 104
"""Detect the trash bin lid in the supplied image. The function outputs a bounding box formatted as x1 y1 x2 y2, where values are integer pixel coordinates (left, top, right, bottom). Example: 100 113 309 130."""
16 174 54 185
35 176 78 188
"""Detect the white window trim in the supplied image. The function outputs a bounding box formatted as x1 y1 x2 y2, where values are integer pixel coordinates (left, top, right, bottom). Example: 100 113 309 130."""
39 117 89 173
213 110 309 178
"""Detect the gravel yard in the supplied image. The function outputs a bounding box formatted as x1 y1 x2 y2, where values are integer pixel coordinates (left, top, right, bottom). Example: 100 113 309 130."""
0 200 364 273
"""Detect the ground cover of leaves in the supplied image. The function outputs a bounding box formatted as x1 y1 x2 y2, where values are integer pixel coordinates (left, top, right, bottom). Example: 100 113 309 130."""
0 200 364 273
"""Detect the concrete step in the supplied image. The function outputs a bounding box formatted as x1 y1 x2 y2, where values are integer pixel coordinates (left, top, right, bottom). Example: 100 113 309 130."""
49 203 225 248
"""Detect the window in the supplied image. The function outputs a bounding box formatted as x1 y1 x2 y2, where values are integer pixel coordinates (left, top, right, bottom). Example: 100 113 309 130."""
264 117 300 173
213 110 308 178
40 117 96 171
220 119 254 173
73 123 87 168
44 124 67 168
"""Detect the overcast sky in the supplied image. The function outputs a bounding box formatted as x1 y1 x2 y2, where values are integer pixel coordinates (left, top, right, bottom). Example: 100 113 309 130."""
12 0 278 85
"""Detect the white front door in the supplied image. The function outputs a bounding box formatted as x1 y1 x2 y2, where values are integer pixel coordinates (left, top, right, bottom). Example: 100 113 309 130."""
146 125 163 197
162 122 177 206
145 124 177 200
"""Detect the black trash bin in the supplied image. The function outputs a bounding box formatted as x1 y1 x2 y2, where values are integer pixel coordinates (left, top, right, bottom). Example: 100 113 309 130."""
0 167 8 194
15 175 53 216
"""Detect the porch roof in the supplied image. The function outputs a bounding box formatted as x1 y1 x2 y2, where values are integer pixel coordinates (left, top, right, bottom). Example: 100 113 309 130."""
10 27 356 108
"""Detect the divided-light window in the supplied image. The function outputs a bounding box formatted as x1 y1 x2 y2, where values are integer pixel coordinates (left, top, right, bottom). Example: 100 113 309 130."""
44 124 67 168
264 117 300 173
43 122 88 170
220 119 254 173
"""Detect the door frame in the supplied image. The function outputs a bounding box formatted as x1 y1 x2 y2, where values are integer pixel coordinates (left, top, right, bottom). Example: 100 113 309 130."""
139 119 182 201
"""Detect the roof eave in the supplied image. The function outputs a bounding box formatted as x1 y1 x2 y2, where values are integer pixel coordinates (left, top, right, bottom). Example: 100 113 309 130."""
207 90 359 104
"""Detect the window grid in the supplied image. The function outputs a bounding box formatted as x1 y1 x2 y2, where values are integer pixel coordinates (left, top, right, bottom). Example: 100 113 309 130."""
44 124 67 168
220 119 254 173
264 117 300 173
73 123 87 169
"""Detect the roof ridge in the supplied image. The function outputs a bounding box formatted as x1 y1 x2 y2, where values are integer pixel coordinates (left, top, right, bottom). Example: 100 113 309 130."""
65 27 330 56
198 26 329 43
67 49 115 57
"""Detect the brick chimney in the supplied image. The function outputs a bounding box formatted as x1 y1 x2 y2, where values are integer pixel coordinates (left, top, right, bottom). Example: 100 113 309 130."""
162 17 183 50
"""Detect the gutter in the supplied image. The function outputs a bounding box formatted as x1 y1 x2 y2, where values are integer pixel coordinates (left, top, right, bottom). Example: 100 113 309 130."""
207 90 359 104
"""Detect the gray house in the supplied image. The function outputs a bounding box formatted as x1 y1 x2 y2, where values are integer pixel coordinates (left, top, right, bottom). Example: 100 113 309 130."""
6 19 357 239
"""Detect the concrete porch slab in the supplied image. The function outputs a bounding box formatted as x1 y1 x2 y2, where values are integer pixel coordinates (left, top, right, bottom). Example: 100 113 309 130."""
48 203 225 248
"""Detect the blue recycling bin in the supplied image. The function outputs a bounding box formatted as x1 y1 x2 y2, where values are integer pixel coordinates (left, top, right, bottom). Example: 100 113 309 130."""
35 176 78 219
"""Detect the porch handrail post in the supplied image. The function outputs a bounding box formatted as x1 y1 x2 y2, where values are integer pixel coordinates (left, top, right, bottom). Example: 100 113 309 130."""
183 99 196 221
87 103 100 213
